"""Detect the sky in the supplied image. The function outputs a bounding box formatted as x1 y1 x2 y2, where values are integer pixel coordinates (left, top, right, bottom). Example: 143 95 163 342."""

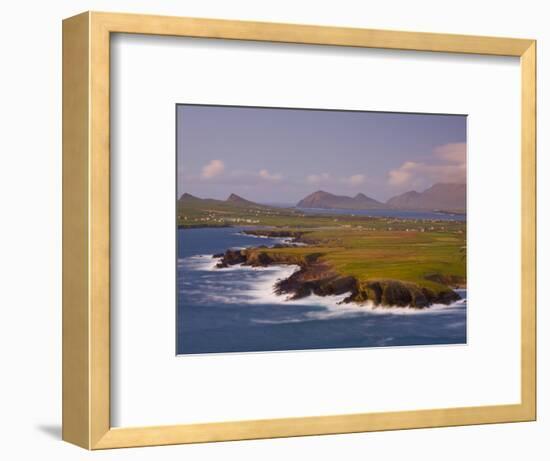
177 104 467 204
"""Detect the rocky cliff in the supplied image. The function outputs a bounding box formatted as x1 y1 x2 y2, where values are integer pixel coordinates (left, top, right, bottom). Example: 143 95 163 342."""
215 248 460 308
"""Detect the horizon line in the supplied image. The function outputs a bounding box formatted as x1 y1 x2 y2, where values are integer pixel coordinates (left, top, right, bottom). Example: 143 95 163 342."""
179 181 467 204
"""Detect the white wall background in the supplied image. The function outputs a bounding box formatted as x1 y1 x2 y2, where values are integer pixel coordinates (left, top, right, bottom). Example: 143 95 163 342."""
0 0 547 459
112 34 522 427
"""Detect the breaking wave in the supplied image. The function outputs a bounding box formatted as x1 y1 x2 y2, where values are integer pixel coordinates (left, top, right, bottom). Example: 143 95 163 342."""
233 232 308 247
178 254 466 324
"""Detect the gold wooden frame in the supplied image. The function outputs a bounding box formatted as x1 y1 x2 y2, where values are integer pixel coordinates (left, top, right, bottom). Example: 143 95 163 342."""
62 11 537 450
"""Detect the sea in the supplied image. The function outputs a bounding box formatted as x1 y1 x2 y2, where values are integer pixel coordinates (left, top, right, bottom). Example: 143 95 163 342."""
177 210 467 354
297 207 466 221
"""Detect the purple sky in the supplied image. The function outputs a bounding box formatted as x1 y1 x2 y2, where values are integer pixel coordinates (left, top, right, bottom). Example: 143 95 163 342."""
177 104 466 203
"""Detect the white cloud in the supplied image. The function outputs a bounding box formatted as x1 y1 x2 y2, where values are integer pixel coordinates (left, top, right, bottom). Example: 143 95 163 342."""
388 143 466 188
434 142 466 164
306 172 367 188
194 165 284 185
306 173 331 185
259 169 282 182
388 161 417 186
347 174 365 186
201 159 224 179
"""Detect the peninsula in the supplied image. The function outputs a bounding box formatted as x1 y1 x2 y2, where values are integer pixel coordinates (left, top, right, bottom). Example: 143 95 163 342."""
179 190 466 309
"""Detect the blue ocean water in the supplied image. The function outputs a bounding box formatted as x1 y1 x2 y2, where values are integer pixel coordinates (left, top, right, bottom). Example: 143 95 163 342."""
176 227 467 354
298 207 466 221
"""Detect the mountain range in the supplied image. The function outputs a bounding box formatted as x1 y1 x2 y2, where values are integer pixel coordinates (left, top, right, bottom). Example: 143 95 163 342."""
179 183 466 212
296 191 385 210
297 183 465 211
385 183 466 211
178 192 273 210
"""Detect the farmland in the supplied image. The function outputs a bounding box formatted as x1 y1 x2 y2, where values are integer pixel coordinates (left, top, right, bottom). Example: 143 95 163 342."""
179 196 466 307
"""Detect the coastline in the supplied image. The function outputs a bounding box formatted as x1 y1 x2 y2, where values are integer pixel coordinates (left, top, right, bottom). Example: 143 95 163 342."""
214 229 462 309
178 223 232 229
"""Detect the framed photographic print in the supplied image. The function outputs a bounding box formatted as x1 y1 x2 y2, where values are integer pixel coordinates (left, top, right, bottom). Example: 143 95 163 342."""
176 105 468 354
62 12 536 449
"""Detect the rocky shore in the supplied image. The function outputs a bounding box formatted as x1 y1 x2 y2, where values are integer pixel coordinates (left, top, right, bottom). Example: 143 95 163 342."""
240 229 311 242
214 247 461 309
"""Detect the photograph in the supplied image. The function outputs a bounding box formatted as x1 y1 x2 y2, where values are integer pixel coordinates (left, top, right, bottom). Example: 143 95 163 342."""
176 104 467 354
6 4 537 455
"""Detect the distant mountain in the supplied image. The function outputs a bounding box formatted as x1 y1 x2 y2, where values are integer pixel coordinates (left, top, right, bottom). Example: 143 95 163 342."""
225 193 264 207
296 190 384 210
387 183 466 211
178 192 203 203
178 192 272 209
385 191 421 209
178 193 224 206
353 193 384 209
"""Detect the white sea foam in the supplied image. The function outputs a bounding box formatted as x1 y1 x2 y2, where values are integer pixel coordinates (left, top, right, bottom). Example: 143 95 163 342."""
233 232 271 239
354 300 465 316
177 255 219 271
253 298 465 325
226 262 465 314
178 254 275 273
233 231 307 247
180 254 466 323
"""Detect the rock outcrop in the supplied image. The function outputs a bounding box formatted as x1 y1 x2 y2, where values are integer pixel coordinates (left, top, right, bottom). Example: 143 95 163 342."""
214 248 460 308
243 229 306 239
215 249 248 268
349 280 460 308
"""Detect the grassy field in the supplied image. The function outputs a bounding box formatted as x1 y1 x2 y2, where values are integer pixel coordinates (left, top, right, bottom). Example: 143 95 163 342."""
177 198 465 231
178 199 466 293
255 228 466 292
